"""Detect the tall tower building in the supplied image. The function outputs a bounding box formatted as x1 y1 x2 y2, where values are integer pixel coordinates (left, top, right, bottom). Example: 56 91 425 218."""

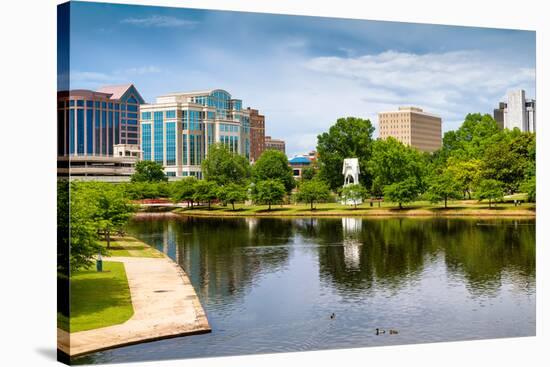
378 107 442 152
498 90 536 133
57 84 145 177
247 107 265 162
139 89 251 178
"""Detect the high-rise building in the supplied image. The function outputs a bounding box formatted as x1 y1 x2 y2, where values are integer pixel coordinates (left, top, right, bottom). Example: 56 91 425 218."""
378 106 442 152
494 90 536 132
57 84 145 177
265 136 286 154
139 89 251 178
247 107 265 162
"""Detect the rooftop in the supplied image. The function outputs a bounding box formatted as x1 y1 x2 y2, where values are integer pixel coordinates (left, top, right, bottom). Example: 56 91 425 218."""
289 156 311 165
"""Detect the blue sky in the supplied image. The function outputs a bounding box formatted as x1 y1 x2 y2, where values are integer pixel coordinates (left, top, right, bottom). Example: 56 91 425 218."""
68 1 536 157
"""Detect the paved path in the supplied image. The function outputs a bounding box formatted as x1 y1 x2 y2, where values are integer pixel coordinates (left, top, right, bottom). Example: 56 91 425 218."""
58 256 210 357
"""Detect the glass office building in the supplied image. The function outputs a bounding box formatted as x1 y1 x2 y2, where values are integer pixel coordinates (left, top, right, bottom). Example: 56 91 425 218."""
57 84 145 177
140 89 251 178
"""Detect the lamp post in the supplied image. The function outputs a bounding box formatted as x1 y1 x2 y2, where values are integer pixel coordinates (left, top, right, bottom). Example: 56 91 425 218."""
96 252 103 272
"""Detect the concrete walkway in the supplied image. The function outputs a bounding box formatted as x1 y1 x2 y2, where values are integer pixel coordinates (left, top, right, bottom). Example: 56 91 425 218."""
58 256 211 357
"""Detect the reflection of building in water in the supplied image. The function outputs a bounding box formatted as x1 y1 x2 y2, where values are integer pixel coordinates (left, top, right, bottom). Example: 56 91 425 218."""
246 217 258 232
342 217 362 234
343 239 362 270
342 217 362 269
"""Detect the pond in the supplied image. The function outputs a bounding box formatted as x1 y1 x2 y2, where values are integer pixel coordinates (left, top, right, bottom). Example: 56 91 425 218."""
76 214 535 364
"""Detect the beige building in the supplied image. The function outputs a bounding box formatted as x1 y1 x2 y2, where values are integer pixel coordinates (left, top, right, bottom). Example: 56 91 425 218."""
265 136 286 154
378 107 442 152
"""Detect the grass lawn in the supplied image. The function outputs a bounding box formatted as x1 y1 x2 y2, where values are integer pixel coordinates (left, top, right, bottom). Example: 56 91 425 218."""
173 199 535 217
100 236 164 258
64 261 134 332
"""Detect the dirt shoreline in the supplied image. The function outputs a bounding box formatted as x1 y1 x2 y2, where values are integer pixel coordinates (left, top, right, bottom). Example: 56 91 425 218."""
163 208 535 219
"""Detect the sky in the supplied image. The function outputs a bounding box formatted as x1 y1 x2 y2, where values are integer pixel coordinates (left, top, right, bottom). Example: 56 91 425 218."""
67 1 536 157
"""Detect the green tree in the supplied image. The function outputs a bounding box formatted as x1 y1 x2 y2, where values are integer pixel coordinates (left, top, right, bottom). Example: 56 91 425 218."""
296 179 331 210
446 157 482 199
68 182 104 272
201 143 251 185
94 184 136 248
425 171 462 208
252 150 295 192
481 130 535 194
171 177 198 208
217 183 249 210
300 166 317 181
131 161 167 183
252 179 286 211
476 179 504 208
520 176 536 202
368 137 425 206
192 180 218 210
316 117 375 190
383 178 420 209
440 113 500 161
340 183 368 209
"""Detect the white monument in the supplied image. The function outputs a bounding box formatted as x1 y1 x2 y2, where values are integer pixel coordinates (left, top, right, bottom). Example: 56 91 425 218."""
341 158 361 205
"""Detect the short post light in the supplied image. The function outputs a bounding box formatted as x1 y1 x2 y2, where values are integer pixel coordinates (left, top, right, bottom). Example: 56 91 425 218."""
96 252 103 272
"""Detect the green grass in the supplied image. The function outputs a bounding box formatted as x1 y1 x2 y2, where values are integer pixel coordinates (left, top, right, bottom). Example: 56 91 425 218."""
62 261 134 332
100 236 164 258
173 199 535 217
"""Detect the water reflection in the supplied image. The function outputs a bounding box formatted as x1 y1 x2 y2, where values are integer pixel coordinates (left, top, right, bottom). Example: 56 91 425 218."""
78 215 537 364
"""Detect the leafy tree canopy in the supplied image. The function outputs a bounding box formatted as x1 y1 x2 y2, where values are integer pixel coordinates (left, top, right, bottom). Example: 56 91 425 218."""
368 137 426 190
252 179 286 210
383 177 420 209
476 179 504 208
202 143 251 185
217 183 249 210
425 170 462 208
296 179 331 210
192 180 218 210
131 161 167 183
316 117 375 191
340 183 368 209
252 150 295 193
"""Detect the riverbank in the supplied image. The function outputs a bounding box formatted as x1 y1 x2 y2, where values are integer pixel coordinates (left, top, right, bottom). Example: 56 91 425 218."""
57 237 211 358
168 201 535 218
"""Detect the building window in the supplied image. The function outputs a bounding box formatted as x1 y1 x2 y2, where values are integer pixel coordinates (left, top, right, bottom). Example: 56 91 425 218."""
166 122 176 166
86 109 93 154
77 109 84 154
141 111 151 120
141 124 151 161
154 111 164 163
190 134 195 165
182 134 188 165
69 109 75 154
166 110 176 119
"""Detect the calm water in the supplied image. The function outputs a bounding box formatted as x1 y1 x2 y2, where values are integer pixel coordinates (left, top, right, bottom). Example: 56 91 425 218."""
76 214 535 364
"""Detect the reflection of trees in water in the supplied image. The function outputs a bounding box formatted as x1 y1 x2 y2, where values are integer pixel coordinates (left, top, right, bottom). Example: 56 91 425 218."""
438 219 536 297
129 215 293 306
296 217 535 298
308 218 438 295
129 215 535 302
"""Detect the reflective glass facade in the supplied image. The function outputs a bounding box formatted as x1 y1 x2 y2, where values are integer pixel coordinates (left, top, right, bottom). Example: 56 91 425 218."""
139 89 251 177
57 84 145 157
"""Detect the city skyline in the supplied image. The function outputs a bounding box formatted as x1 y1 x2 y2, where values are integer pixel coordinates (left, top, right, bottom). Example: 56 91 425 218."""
67 1 535 157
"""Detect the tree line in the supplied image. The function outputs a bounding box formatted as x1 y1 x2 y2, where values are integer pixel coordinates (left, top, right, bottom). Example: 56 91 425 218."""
125 112 535 211
316 114 535 207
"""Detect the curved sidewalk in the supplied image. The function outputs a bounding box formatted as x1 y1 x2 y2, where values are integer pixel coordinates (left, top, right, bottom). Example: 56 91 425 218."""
58 256 211 357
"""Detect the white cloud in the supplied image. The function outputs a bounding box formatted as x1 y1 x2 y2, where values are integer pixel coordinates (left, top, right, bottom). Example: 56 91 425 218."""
291 49 535 146
120 15 197 28
71 66 162 88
